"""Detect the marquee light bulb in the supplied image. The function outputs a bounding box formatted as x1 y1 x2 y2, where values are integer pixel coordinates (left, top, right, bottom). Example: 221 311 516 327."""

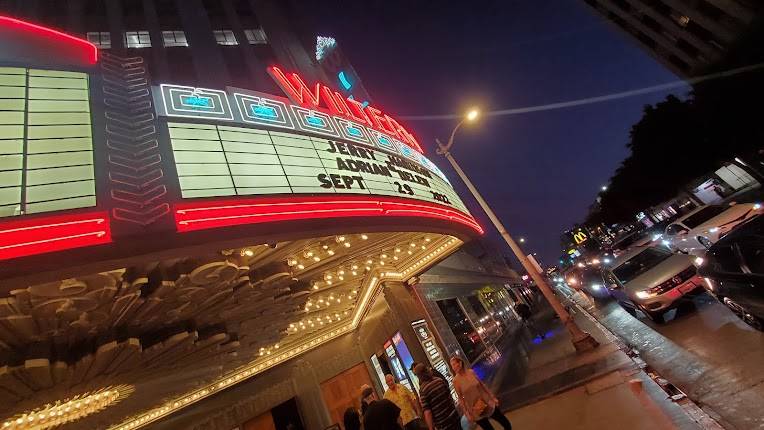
361 234 368 240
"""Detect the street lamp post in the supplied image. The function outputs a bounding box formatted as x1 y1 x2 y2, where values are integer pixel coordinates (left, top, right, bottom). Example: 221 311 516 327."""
436 109 599 353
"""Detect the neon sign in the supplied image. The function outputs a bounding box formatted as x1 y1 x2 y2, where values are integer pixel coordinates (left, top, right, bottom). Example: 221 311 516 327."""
267 66 423 153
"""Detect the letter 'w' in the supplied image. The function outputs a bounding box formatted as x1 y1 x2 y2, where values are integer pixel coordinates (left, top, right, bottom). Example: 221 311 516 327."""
267 66 320 107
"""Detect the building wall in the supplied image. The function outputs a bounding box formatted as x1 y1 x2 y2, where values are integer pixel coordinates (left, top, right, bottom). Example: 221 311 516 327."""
583 0 761 77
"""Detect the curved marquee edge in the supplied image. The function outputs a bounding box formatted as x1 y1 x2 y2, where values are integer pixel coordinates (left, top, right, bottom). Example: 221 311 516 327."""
174 194 484 235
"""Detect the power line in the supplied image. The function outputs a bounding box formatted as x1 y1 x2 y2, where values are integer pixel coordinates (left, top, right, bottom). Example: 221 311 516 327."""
399 62 764 121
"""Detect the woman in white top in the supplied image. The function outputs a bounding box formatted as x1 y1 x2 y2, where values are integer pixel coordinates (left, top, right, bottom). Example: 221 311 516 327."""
450 356 512 430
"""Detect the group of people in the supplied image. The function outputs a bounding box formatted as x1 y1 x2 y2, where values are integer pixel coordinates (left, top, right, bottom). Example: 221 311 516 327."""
343 357 512 430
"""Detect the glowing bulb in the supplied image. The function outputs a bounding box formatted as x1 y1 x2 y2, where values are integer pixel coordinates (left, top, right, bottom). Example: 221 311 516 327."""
344 242 351 248
361 234 368 240
297 264 305 270
313 256 321 262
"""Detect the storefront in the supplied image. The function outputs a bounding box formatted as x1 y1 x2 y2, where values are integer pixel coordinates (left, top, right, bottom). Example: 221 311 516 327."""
413 247 523 365
0 17 483 430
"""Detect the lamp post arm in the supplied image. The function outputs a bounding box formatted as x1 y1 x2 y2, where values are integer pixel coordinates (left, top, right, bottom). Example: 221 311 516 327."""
436 120 464 154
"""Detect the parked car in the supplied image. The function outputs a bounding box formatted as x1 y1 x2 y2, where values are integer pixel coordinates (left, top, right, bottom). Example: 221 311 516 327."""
603 245 703 322
698 216 764 331
664 203 762 255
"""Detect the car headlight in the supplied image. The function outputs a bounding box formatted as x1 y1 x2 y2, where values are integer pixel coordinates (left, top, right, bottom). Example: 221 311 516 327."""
635 290 653 299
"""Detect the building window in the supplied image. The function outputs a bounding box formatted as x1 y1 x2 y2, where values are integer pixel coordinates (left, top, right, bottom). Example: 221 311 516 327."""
86 32 111 49
124 31 152 48
213 30 238 46
243 28 268 44
162 30 188 47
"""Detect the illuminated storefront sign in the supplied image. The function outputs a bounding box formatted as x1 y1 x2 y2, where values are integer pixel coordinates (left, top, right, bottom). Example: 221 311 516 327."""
266 66 422 153
384 339 414 392
410 319 455 398
573 231 588 245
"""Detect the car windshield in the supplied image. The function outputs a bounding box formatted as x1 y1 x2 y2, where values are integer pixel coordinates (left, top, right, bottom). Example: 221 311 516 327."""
682 206 727 228
612 247 673 284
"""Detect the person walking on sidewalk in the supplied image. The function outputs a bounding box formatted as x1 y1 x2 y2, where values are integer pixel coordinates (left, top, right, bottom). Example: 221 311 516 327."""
450 356 512 430
414 363 461 430
514 302 544 339
383 374 425 430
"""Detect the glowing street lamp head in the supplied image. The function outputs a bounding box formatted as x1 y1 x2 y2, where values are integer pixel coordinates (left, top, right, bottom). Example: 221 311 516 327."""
466 109 479 122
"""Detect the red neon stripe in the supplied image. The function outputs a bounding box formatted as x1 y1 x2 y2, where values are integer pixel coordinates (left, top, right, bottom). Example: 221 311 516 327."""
174 196 483 234
0 212 111 260
0 15 98 64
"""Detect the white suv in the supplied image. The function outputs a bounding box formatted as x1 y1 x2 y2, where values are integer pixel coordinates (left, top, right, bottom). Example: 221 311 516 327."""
665 203 761 255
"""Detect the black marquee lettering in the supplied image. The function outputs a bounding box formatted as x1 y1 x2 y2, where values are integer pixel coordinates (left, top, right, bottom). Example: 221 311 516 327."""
318 173 332 188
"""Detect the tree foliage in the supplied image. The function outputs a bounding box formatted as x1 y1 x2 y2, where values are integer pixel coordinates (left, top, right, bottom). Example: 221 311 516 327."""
589 19 764 225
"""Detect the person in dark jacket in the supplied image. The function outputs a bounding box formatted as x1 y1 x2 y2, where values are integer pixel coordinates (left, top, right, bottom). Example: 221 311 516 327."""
343 406 362 430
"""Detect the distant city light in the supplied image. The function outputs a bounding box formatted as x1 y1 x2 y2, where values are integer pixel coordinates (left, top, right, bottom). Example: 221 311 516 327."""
601 185 608 191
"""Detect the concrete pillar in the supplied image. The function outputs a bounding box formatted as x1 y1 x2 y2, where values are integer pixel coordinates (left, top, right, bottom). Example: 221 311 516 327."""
221 0 267 87
174 0 230 86
142 0 170 79
106 0 126 52
290 358 331 429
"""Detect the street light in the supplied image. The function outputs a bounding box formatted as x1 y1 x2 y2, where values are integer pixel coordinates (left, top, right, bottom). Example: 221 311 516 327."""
519 237 526 243
436 109 599 353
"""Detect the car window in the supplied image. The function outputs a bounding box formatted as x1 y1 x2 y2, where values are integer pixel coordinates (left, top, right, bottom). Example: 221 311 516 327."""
612 247 673 284
708 245 744 274
682 206 727 228
738 237 764 274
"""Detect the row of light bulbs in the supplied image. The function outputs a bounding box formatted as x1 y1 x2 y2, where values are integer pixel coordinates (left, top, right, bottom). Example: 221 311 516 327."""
289 309 351 332
111 325 354 430
5 386 131 430
309 236 433 291
286 234 372 272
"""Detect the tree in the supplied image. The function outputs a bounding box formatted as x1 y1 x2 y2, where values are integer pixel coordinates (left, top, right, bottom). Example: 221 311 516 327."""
590 18 764 225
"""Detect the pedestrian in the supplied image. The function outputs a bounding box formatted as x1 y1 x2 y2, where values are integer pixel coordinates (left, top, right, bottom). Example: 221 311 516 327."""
383 374 424 430
361 385 404 430
410 361 448 383
343 407 362 430
413 363 461 430
450 356 512 430
514 302 543 339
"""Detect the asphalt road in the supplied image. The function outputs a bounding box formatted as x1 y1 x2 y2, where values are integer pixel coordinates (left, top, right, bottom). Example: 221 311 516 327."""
590 292 764 430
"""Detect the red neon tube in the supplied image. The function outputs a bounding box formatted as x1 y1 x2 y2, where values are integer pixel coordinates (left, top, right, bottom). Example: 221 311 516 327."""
0 212 111 260
174 195 483 234
0 15 98 64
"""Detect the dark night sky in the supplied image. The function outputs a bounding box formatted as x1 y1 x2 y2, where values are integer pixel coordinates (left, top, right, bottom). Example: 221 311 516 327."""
313 1 688 267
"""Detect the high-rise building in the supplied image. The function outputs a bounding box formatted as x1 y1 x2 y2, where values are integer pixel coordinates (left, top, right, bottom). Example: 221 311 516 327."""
583 0 762 77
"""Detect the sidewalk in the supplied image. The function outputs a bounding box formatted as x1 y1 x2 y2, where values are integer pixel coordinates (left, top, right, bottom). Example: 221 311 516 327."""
474 304 709 429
